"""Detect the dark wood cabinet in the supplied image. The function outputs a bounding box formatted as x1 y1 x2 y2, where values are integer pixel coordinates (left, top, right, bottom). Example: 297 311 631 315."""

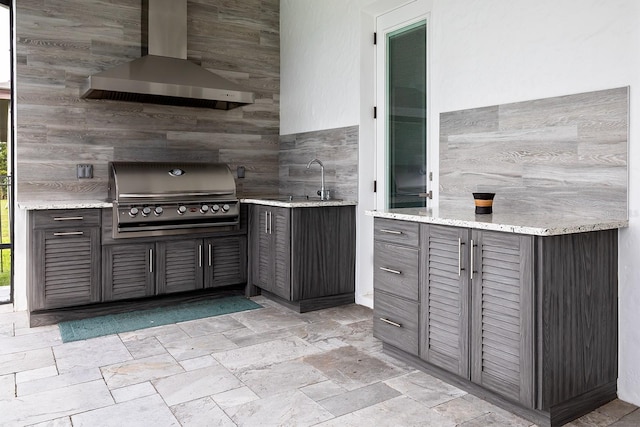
252 205 291 300
419 224 469 377
102 242 155 301
29 210 101 311
373 218 420 356
420 225 535 407
156 239 203 295
374 218 618 426
204 236 247 289
470 229 535 407
249 204 355 312
28 206 248 325
103 236 247 301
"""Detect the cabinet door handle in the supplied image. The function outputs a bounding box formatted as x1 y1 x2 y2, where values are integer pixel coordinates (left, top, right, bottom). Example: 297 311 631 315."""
380 317 402 328
208 244 212 267
53 231 84 236
149 249 154 273
470 239 475 280
53 216 84 221
269 211 272 234
379 266 401 275
458 238 465 276
265 211 268 234
198 245 202 268
380 229 403 235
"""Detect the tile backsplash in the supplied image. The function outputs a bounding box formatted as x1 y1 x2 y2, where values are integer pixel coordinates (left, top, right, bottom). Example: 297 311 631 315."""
279 125 358 201
15 0 280 202
439 87 628 219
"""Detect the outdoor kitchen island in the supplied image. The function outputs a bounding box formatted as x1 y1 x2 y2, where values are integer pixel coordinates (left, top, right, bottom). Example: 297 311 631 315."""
20 196 357 326
367 207 627 427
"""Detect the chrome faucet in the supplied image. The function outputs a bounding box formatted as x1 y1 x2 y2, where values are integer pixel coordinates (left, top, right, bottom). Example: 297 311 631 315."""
306 158 329 200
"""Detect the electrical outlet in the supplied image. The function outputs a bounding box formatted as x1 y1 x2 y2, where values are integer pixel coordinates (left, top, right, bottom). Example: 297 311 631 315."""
77 164 93 179
237 166 245 179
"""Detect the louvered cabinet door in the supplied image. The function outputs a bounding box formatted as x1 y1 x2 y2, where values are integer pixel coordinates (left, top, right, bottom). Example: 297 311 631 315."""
271 207 291 300
103 243 155 301
250 205 291 299
420 224 470 378
156 239 204 294
253 206 274 291
205 236 247 288
31 227 101 310
470 230 534 408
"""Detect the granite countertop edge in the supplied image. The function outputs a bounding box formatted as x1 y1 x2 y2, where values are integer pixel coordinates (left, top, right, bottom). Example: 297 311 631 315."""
18 198 358 210
366 209 628 236
18 200 114 210
240 198 357 208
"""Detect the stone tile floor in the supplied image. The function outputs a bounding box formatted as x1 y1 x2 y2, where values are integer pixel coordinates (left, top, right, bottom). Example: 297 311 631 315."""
0 297 638 426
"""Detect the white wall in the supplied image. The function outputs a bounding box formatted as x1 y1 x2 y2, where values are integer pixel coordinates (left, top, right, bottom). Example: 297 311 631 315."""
280 0 375 135
280 0 640 407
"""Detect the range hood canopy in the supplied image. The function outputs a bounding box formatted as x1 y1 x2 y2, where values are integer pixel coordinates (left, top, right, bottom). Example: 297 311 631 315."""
80 0 255 110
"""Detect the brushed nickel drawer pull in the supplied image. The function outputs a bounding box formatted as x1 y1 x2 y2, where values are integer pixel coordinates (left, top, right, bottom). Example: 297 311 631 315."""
53 216 84 221
379 267 401 275
458 238 465 276
380 317 402 328
470 239 475 280
208 244 212 267
149 249 154 273
199 245 202 268
380 229 403 235
53 231 84 236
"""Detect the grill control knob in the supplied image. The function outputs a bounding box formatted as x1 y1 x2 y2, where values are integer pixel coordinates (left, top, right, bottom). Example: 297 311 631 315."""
222 204 230 213
141 206 152 217
200 204 210 214
128 207 139 217
154 206 163 216
177 205 187 215
211 204 220 213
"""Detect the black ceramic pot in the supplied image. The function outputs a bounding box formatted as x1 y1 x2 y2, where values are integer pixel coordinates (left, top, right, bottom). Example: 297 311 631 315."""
473 192 495 214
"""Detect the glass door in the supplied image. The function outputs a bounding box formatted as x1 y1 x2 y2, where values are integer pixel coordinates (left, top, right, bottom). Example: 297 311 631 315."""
376 7 429 209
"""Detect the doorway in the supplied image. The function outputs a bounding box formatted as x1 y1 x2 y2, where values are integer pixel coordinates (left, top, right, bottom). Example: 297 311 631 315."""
375 4 430 210
0 1 12 304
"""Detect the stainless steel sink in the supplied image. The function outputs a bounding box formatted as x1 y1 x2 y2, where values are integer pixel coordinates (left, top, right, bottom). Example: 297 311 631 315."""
265 195 341 202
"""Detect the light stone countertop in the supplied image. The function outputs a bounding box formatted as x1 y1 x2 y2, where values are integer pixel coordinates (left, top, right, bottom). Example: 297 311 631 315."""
18 197 358 211
18 200 113 210
240 197 357 208
366 206 628 236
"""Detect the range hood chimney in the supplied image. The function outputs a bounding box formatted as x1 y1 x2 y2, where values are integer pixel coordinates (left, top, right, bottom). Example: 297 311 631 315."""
80 0 255 110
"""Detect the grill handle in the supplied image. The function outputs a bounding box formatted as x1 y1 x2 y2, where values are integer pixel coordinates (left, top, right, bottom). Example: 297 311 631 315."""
118 191 235 199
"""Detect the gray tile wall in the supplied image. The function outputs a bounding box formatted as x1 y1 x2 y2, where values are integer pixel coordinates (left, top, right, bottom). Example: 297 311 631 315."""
16 0 280 201
279 126 358 201
439 87 628 218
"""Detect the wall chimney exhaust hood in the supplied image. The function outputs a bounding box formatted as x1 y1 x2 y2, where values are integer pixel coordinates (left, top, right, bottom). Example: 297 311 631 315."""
80 0 255 110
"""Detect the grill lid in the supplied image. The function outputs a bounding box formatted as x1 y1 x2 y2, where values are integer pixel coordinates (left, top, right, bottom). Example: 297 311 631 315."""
109 162 237 203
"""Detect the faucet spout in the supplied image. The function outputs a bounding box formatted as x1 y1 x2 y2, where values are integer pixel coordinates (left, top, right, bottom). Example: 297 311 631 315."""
306 158 328 200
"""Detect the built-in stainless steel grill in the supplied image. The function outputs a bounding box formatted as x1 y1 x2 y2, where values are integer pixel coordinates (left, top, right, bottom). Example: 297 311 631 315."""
109 162 240 238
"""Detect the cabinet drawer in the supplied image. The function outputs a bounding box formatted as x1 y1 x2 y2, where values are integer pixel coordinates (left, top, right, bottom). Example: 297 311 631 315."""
374 242 419 301
373 291 419 355
374 218 419 246
32 209 101 229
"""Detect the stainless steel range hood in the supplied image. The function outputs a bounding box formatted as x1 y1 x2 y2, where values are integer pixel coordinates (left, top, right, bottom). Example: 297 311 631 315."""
80 0 255 110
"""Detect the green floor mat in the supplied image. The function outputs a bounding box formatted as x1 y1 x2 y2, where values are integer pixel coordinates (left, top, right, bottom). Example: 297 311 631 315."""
58 295 261 343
